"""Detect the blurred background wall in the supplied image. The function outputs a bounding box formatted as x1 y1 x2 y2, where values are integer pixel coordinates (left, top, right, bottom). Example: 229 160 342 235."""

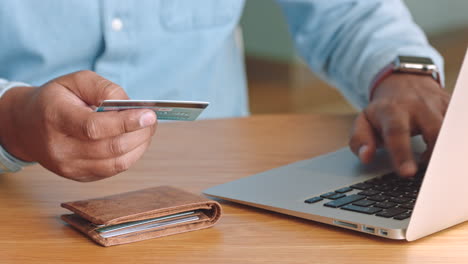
242 0 468 115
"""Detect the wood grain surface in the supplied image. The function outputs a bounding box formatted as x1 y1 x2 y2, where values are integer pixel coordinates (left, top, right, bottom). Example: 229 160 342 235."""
1 114 467 264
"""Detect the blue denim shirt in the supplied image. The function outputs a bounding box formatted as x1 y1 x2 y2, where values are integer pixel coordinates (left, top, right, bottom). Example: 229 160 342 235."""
0 0 444 172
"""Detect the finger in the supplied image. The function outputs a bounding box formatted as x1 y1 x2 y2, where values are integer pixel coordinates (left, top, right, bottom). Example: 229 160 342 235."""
51 71 157 139
58 106 157 140
380 113 417 177
75 126 155 159
441 95 451 117
349 112 377 164
74 140 151 182
415 110 444 165
54 70 129 106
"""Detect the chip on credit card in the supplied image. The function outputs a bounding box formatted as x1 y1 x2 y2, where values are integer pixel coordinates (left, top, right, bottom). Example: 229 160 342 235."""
96 100 209 121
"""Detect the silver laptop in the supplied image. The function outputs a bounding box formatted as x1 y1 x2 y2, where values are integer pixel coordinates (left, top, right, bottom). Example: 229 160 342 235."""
204 48 468 241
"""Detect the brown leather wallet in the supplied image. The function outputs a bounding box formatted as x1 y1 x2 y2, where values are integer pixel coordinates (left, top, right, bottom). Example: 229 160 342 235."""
61 186 222 247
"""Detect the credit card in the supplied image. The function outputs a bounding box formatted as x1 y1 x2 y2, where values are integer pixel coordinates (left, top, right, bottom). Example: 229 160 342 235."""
95 100 209 121
98 215 200 238
95 211 199 238
95 211 196 233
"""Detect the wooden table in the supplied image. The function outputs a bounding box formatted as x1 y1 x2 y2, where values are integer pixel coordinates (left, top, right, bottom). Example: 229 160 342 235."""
1 114 467 263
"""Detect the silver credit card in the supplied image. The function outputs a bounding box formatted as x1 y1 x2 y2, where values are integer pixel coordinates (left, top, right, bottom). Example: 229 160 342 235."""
95 211 196 234
95 211 200 238
96 100 209 121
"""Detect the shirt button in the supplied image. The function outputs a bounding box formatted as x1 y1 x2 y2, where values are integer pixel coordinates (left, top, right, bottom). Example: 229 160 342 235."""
111 18 123 31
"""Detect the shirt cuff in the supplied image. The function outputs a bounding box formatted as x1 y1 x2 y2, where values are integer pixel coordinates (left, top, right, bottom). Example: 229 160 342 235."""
0 80 36 173
0 80 32 97
0 144 36 173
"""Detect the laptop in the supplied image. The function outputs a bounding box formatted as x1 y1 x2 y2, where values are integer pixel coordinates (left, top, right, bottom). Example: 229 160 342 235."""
204 48 468 241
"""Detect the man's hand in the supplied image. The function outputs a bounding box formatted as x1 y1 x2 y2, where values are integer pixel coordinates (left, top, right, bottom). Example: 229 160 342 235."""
0 71 157 182
349 73 450 177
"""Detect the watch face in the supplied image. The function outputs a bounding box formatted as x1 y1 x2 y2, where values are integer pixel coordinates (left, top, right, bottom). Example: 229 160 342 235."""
398 56 434 65
396 55 437 74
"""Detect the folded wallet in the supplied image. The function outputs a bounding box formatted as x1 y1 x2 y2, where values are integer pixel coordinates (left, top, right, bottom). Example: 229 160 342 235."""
60 186 222 247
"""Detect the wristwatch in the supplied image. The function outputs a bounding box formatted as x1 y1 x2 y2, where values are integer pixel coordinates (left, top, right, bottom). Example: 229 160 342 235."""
394 55 440 81
369 55 441 100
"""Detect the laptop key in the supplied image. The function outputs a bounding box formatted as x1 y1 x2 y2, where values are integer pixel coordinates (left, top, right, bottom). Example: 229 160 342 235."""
352 199 376 207
386 191 404 197
399 202 415 210
324 194 365 208
389 197 412 204
376 208 407 218
374 202 397 209
341 204 382 214
358 190 380 196
328 193 346 200
400 187 416 193
403 192 418 199
320 192 337 199
335 187 353 193
350 183 373 190
304 197 323 204
394 211 412 220
368 195 389 202
374 185 392 191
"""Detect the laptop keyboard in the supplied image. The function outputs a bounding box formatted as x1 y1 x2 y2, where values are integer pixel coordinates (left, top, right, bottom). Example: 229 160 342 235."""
304 170 424 220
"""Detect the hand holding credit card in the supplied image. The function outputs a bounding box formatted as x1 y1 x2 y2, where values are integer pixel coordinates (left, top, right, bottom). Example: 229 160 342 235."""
96 100 209 121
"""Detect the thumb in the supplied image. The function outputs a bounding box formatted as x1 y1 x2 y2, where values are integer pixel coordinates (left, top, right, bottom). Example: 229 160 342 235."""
349 112 378 164
53 70 129 106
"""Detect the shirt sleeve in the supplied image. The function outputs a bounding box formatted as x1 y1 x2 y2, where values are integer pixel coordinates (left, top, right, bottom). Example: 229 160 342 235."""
275 0 445 109
0 79 36 174
0 79 31 97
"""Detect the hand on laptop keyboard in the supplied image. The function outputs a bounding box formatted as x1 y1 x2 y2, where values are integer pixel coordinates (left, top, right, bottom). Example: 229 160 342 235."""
348 74 450 178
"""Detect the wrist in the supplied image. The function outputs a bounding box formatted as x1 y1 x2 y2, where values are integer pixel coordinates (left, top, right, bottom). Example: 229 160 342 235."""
0 86 36 162
369 56 442 101
371 73 441 101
